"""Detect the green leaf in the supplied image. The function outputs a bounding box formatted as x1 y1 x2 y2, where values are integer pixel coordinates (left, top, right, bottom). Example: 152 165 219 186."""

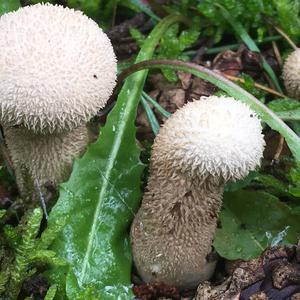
3 225 20 248
291 121 300 136
141 96 160 135
129 27 146 48
44 285 57 300
29 250 66 266
251 174 290 197
197 0 300 41
142 91 171 118
0 210 6 219
286 162 300 197
268 98 300 121
0 0 20 16
156 21 200 82
274 0 300 39
214 190 300 260
48 15 185 299
126 0 160 21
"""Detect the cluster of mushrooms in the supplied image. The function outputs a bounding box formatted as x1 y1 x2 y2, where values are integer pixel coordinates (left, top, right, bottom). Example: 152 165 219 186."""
0 2 280 295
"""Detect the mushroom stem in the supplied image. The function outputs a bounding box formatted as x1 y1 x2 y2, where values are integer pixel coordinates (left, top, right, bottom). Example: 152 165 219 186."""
130 96 265 289
131 166 223 289
3 125 91 202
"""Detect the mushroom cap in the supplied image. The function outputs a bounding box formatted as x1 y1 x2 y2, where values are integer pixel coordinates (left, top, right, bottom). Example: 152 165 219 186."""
152 96 265 181
282 49 300 99
0 4 117 133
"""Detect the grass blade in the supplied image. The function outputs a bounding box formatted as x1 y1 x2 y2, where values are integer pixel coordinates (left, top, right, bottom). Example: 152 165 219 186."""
127 0 161 21
216 4 283 93
141 96 160 134
142 91 171 118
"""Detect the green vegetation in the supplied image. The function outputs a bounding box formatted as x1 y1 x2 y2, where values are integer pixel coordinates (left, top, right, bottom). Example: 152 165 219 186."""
1 0 300 298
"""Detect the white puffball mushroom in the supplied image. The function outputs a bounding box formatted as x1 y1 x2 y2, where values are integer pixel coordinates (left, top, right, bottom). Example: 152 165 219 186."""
0 4 117 201
0 3 116 133
283 48 300 99
130 96 265 289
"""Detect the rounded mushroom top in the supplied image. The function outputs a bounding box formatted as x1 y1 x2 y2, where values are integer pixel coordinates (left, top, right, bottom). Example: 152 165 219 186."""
282 48 300 99
0 4 117 133
152 96 265 181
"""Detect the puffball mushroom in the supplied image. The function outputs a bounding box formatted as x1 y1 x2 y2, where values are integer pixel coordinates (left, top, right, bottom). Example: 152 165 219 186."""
130 96 265 289
0 4 116 201
283 48 300 99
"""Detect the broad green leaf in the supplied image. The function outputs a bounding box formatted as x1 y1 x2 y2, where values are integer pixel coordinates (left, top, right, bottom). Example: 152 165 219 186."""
0 0 20 16
214 190 300 260
48 15 185 299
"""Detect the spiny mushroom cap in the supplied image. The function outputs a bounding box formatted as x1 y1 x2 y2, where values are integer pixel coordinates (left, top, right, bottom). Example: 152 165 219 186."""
152 96 265 181
0 4 117 133
283 49 300 99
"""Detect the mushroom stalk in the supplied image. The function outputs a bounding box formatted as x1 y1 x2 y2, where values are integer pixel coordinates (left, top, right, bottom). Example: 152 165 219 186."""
3 125 90 201
131 96 265 289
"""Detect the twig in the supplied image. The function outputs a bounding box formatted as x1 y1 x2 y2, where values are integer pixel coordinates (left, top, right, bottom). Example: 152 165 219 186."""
265 18 298 50
273 25 298 51
111 0 118 27
271 135 285 164
271 40 282 66
224 74 286 98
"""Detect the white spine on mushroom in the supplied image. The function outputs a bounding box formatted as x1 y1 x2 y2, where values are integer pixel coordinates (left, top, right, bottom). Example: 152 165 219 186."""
0 4 116 133
131 96 265 289
283 49 300 99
